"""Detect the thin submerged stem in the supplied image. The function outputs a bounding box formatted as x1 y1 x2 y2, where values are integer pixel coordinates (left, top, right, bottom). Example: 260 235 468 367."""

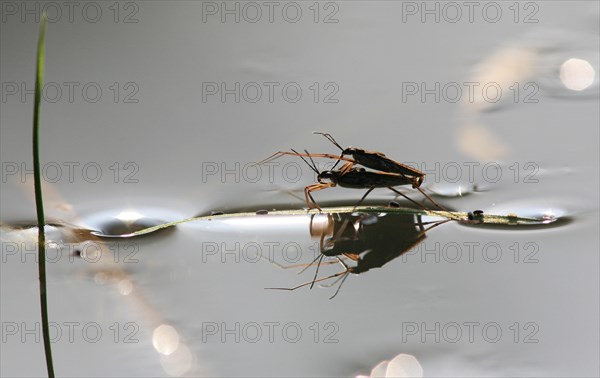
114 206 545 238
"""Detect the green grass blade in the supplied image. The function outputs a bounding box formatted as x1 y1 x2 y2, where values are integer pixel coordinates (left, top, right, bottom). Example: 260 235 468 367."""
32 14 55 378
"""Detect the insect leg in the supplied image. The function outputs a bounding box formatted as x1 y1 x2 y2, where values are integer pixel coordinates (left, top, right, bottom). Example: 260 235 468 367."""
259 151 355 165
265 270 347 292
309 254 325 290
329 270 350 300
387 186 430 210
305 182 334 210
414 186 448 211
258 151 302 165
330 187 375 242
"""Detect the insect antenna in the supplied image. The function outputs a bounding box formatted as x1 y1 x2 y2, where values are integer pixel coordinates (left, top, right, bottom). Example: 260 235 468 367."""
290 148 320 175
313 132 346 170
304 149 321 174
313 132 344 151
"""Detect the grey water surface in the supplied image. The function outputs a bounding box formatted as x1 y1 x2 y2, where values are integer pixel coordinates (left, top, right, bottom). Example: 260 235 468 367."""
1 1 598 376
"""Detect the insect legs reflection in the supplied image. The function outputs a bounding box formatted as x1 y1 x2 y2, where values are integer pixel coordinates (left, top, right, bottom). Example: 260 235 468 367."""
267 211 449 299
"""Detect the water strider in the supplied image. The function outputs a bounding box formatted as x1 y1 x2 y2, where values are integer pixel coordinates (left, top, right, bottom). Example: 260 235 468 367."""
292 148 431 212
260 133 446 210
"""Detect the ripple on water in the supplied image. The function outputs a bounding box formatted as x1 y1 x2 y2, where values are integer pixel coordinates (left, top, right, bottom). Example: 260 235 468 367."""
80 207 183 237
427 183 479 197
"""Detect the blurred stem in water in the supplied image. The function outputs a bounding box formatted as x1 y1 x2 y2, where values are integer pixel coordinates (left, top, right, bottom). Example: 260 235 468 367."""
119 206 543 238
33 14 55 378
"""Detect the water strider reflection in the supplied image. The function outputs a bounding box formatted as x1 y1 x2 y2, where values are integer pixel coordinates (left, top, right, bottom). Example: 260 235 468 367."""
270 211 450 299
0 201 572 375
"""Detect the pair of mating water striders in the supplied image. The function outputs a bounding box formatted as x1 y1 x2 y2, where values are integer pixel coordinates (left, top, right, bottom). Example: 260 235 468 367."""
261 132 446 211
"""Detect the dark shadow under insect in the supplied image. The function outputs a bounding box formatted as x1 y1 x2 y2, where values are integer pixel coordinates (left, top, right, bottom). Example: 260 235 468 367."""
267 211 449 299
